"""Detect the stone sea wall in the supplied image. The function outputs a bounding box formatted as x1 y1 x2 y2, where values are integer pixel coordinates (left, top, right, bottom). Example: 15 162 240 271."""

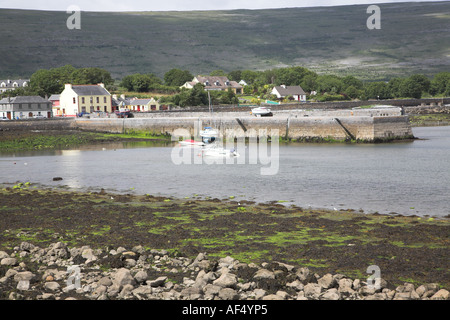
73 115 413 142
1 242 448 300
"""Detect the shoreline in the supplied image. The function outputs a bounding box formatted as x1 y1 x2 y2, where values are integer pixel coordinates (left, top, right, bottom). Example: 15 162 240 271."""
1 185 448 293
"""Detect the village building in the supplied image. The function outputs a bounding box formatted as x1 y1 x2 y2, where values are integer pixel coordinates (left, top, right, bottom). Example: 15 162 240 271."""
181 76 243 94
271 85 307 102
48 94 62 117
0 79 29 93
59 83 113 117
129 98 166 111
0 96 52 119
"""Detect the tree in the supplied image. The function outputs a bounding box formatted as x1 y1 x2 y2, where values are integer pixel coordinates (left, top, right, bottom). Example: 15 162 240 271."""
240 70 259 85
342 76 363 90
300 74 318 93
210 70 226 76
72 67 113 85
316 75 344 94
164 68 193 87
387 77 404 98
363 82 392 99
430 72 450 95
228 70 242 82
274 66 315 86
30 69 61 97
399 78 423 99
409 74 431 94
119 73 163 92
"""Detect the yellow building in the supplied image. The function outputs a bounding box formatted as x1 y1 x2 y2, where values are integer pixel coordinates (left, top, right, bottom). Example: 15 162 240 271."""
59 83 113 116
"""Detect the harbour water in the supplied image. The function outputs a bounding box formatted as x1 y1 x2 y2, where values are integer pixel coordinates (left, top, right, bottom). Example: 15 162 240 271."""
1 126 449 217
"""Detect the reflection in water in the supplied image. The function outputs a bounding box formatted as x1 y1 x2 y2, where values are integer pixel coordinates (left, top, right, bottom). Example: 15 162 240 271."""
1 127 449 217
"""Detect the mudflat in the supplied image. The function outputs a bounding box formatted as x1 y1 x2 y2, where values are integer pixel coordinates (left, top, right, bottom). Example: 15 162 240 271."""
0 186 448 290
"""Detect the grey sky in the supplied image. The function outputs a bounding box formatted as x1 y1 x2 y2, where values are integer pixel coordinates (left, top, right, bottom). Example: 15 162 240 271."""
0 0 445 12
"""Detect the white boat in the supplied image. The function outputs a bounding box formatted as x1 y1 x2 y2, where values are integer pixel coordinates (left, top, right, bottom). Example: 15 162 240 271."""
199 126 219 144
251 106 272 117
202 145 239 157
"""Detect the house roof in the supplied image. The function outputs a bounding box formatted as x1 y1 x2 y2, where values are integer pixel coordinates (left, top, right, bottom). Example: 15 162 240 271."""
273 85 306 96
0 79 29 88
48 94 60 101
71 85 110 96
130 99 154 105
0 96 51 104
195 76 242 89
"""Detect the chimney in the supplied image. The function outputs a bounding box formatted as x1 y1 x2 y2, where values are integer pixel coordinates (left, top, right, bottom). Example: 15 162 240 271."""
98 83 105 88
65 84 72 90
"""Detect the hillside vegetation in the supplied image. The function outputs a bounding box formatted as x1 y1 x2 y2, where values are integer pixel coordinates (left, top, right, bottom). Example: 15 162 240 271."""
0 2 449 80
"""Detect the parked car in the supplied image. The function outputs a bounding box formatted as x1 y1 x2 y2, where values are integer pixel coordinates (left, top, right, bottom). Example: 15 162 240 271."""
0 116 9 121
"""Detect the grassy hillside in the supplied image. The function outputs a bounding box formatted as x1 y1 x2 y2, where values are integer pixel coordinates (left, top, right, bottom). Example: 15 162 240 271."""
0 1 449 81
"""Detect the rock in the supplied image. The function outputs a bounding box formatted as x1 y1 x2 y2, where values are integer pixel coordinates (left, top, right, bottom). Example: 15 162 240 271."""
321 288 340 300
253 268 275 280
98 276 113 287
44 281 60 291
218 288 239 300
14 271 35 283
365 293 388 300
318 273 336 289
1 258 17 266
81 248 97 262
431 289 449 300
180 287 203 300
304 283 322 299
338 278 355 296
218 256 235 268
262 294 282 300
213 272 237 288
52 177 63 181
132 286 153 300
112 268 135 289
0 251 9 259
134 270 148 284
203 284 221 299
286 279 304 291
148 276 167 287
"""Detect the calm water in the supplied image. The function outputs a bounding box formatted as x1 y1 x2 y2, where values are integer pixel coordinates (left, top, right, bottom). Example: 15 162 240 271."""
1 126 449 217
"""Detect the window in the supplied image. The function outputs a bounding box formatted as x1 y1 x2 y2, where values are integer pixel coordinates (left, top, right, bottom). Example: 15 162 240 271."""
90 97 93 104
104 97 107 103
96 97 99 103
73 97 76 104
82 97 85 104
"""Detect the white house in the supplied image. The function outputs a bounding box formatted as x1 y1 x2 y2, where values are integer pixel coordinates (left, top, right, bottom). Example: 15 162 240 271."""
271 85 307 102
181 75 243 94
0 79 29 93
59 83 112 117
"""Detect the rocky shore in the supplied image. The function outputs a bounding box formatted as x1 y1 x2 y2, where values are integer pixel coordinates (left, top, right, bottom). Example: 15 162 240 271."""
1 242 448 300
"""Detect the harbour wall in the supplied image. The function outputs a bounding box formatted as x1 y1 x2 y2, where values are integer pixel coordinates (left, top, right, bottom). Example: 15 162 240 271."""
73 114 413 142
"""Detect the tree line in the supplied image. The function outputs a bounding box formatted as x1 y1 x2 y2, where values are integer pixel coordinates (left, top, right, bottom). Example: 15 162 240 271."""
2 65 449 106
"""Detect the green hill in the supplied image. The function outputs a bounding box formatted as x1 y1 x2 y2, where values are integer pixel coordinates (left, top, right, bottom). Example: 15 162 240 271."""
0 1 449 80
